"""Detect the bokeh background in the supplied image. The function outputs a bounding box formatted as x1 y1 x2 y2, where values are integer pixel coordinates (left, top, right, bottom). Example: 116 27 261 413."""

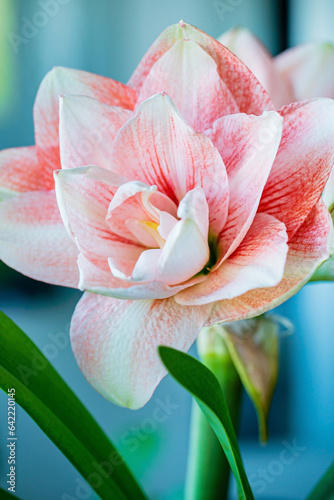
0 1 333 499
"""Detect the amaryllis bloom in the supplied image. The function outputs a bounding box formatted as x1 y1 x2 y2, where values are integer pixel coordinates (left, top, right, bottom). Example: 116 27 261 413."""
53 89 334 408
1 21 334 408
0 20 275 287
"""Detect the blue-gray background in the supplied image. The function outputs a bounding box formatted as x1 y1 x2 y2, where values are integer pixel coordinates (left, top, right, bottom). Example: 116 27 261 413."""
0 1 333 499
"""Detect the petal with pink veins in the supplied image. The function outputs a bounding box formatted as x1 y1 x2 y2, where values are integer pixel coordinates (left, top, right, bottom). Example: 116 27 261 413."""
206 199 332 324
218 27 293 108
175 213 288 305
110 93 229 235
78 253 133 292
59 95 133 170
0 146 54 199
54 165 139 267
206 110 283 261
129 21 274 115
259 98 334 239
33 67 137 172
93 254 207 299
34 66 137 149
0 190 79 287
70 293 211 408
106 180 176 247
137 39 239 132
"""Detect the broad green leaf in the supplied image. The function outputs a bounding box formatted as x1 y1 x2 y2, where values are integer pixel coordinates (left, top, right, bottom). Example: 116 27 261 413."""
222 317 279 443
159 346 254 500
0 311 147 500
0 488 20 499
306 461 334 500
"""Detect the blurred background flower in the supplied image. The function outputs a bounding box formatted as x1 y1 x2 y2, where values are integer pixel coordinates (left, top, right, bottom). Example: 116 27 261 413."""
0 1 333 499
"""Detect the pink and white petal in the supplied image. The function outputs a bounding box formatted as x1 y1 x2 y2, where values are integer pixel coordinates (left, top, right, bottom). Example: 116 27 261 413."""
150 191 178 215
0 146 54 199
137 39 239 132
106 243 144 280
70 292 211 408
275 42 334 102
156 220 210 286
0 190 79 287
106 181 161 246
185 23 274 114
177 187 209 240
110 93 229 234
176 213 288 305
129 21 273 115
59 95 133 170
85 268 206 300
108 180 178 222
207 111 283 260
34 66 137 154
78 253 133 292
106 254 209 301
218 27 292 108
35 144 61 179
218 27 274 93
153 188 210 286
54 165 134 262
131 248 163 282
128 23 183 91
158 211 178 240
80 246 181 302
206 198 332 324
259 98 334 239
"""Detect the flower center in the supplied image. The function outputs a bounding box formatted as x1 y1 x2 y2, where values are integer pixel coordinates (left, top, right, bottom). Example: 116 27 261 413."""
140 220 165 248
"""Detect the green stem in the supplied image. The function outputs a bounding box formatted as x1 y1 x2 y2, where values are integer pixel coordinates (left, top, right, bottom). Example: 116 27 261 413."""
185 328 243 500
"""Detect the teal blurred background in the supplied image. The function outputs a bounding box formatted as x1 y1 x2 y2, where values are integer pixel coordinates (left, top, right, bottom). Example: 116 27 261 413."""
0 1 333 499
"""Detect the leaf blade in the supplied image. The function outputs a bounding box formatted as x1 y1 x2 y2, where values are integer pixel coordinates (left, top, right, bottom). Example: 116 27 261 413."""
0 311 147 500
306 461 334 500
158 345 254 500
0 488 21 499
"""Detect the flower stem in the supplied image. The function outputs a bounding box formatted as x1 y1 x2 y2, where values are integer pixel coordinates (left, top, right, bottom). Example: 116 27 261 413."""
185 328 243 500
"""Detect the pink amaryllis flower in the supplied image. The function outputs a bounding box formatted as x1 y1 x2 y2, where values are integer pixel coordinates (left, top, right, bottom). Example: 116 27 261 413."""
0 21 275 287
1 21 334 408
53 89 334 408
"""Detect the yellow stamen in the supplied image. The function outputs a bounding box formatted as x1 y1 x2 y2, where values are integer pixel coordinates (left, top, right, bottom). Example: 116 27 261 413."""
140 220 165 248
141 220 159 231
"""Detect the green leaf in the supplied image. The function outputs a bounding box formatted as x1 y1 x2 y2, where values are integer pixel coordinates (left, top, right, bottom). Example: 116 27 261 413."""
0 311 147 500
0 488 21 499
306 461 334 500
159 346 254 500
